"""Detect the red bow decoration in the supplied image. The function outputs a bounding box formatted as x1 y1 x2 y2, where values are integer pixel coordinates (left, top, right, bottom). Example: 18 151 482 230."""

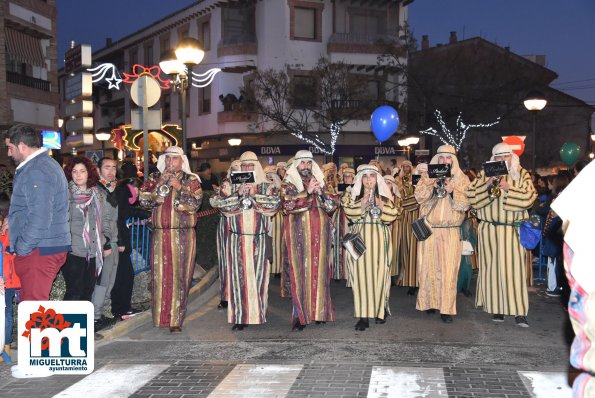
22 305 72 350
123 64 171 89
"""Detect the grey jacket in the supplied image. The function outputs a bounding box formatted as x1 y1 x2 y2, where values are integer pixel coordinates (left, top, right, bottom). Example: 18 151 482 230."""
68 187 114 258
8 150 70 255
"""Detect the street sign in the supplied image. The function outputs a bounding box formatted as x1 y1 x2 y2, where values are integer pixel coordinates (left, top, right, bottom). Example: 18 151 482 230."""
66 133 94 147
502 135 526 156
65 44 92 74
85 150 104 165
131 109 161 130
65 73 93 101
130 75 161 107
415 149 430 156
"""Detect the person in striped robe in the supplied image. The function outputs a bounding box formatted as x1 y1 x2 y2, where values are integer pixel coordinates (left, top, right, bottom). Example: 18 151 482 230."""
139 146 203 332
415 145 470 323
213 160 241 310
383 174 402 280
331 167 355 283
396 161 421 294
466 143 536 327
210 152 280 330
281 150 338 330
342 165 400 331
264 165 283 276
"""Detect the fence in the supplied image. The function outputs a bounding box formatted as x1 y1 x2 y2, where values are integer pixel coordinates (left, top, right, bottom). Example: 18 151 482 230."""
128 217 152 275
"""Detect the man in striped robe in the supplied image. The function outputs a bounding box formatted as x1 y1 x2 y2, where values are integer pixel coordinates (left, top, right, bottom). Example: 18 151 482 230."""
466 143 536 327
281 150 338 330
415 145 470 323
210 152 280 330
139 146 203 332
331 168 355 282
396 161 420 294
383 174 402 279
264 165 283 276
342 165 400 330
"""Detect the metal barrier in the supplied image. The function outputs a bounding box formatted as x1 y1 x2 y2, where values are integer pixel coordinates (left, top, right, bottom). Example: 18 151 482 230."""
128 217 152 274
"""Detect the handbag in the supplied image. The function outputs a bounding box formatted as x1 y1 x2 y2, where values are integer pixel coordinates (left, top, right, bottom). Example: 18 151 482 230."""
342 226 366 261
411 198 439 241
519 215 542 250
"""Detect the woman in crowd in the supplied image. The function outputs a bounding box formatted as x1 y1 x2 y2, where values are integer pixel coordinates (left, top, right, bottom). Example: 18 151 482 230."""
62 157 113 301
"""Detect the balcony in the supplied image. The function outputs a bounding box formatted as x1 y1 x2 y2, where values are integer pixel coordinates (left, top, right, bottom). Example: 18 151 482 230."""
7 71 50 91
217 34 258 57
328 32 397 54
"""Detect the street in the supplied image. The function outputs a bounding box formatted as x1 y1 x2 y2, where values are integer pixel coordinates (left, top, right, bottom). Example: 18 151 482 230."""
0 275 576 397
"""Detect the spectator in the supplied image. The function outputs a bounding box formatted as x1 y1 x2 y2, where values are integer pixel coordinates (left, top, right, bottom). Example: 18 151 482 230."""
3 124 70 301
62 157 112 302
0 193 19 363
197 162 219 191
120 157 138 179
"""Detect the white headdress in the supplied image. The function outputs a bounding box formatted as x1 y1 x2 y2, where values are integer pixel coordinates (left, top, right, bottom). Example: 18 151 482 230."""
284 150 325 192
383 174 401 198
239 151 266 184
226 159 241 180
415 163 428 175
156 146 200 181
490 142 521 181
351 164 393 201
430 144 461 175
399 160 413 178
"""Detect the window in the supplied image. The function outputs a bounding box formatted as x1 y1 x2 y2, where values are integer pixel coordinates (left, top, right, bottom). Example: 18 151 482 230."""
294 7 316 39
130 48 138 66
161 94 171 121
221 4 256 45
178 26 189 40
289 1 323 42
145 44 153 65
199 86 211 114
291 75 317 108
364 80 380 101
160 34 170 52
178 91 190 119
348 8 386 37
201 22 211 51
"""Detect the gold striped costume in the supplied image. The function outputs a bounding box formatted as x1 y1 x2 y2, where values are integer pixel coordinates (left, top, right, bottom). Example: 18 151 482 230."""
269 211 284 274
466 168 536 316
397 177 419 284
415 169 470 315
342 194 399 319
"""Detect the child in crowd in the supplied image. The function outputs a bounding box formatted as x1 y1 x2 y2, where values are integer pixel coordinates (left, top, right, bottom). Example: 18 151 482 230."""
0 192 20 363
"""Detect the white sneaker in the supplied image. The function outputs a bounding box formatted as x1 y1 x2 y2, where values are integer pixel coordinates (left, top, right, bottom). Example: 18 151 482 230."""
11 365 53 378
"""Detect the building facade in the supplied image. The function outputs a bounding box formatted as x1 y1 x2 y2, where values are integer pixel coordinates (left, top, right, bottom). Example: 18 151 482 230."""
0 0 59 157
58 0 413 171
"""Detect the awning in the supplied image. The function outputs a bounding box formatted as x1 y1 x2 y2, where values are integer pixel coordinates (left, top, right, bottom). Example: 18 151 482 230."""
5 27 45 67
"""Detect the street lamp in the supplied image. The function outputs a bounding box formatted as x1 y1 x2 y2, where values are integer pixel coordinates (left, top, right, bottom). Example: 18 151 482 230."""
95 129 111 153
228 138 242 146
398 134 419 161
523 90 547 171
159 37 205 153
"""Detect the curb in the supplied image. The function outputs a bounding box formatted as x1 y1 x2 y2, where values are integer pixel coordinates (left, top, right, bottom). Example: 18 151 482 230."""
96 267 218 342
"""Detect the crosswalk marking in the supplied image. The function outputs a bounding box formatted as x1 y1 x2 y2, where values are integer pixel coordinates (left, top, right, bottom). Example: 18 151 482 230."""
368 366 448 397
208 364 303 398
518 371 574 398
52 364 169 398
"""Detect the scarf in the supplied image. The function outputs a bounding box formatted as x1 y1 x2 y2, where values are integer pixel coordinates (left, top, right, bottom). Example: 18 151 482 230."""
69 181 104 276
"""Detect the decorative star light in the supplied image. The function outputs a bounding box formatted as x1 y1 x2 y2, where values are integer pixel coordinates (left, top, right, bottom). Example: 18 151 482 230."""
420 110 501 151
87 63 123 90
191 68 222 88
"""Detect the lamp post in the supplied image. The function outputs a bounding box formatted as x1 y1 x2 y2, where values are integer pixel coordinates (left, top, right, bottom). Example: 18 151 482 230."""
523 90 547 172
159 38 205 153
397 135 420 161
95 129 111 153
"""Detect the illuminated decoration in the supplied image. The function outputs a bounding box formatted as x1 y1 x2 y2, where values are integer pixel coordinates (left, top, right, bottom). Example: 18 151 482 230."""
113 124 182 152
122 64 171 89
41 130 62 150
502 135 527 157
227 137 241 146
191 68 222 88
87 63 122 89
419 110 501 151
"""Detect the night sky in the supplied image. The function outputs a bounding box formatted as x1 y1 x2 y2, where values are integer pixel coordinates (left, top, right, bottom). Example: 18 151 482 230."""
56 0 595 107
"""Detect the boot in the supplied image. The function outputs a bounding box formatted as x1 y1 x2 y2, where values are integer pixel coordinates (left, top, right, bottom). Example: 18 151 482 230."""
0 345 10 362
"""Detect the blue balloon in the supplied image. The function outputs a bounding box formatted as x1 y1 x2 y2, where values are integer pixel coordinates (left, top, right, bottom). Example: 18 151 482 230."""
370 105 399 143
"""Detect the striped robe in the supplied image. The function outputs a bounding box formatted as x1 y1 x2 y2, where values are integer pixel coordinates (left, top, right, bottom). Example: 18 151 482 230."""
466 169 536 316
397 178 420 286
215 215 230 302
331 205 349 281
140 172 202 328
388 196 403 277
211 185 279 324
269 211 284 274
342 193 399 319
281 180 338 324
415 172 470 315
